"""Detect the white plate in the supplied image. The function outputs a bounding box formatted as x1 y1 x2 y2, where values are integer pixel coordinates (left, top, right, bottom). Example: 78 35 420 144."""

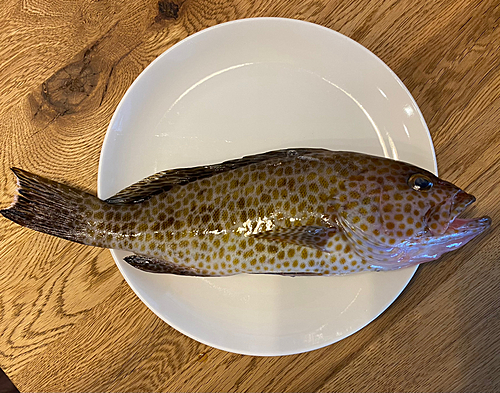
98 18 436 356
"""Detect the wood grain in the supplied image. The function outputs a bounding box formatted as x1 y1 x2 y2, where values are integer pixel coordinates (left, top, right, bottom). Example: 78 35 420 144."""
0 0 499 392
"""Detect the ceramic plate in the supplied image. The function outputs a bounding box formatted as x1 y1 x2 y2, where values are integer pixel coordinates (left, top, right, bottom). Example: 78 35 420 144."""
98 18 436 356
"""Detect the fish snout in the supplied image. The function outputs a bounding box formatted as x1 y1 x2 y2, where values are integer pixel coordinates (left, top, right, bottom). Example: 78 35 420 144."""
452 190 476 213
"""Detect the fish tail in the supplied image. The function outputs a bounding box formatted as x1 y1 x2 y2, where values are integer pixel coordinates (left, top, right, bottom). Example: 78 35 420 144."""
1 168 99 245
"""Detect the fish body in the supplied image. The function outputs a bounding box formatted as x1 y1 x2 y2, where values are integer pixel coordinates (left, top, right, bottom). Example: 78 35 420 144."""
1 149 491 276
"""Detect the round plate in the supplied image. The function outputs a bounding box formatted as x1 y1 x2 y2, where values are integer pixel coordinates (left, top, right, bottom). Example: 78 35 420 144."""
98 18 436 356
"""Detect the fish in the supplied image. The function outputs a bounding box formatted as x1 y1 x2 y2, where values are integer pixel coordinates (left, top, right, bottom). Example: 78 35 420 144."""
0 149 491 276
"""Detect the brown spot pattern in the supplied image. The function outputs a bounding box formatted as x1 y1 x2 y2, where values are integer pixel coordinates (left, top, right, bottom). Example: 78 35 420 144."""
75 150 462 276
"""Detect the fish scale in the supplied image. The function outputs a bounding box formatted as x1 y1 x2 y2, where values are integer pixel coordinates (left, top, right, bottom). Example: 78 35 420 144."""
83 151 371 275
1 149 491 276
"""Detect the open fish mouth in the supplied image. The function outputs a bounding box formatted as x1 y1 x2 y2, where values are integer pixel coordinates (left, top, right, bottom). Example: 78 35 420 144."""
427 190 491 239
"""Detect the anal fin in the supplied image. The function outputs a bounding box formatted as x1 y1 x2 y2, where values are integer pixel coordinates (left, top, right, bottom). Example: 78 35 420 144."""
123 254 210 276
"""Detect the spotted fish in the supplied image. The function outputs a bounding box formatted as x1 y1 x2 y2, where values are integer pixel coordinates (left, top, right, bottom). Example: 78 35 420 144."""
0 149 491 276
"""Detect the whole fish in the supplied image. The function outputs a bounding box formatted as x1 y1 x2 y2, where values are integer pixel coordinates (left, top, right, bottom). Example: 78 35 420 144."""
0 149 490 276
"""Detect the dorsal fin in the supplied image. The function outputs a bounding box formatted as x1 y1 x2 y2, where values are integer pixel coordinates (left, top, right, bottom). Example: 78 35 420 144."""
105 148 317 204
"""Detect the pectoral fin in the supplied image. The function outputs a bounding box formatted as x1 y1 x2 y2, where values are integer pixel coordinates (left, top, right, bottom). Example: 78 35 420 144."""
252 226 338 251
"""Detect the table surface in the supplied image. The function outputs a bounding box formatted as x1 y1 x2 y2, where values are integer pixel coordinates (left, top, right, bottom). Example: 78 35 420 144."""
0 0 499 392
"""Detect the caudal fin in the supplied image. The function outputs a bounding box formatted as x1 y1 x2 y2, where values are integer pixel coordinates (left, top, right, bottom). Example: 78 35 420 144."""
1 168 96 245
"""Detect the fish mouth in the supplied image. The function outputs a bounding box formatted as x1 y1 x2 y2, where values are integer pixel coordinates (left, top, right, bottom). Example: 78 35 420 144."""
429 190 491 237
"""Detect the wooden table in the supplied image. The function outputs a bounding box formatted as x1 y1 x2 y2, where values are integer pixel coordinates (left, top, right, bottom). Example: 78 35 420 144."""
0 1 499 392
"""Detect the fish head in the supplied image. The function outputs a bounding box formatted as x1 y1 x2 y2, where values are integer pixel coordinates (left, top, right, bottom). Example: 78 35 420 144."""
333 155 491 269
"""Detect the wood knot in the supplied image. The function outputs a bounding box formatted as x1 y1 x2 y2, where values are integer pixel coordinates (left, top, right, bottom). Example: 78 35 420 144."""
196 352 208 362
155 1 179 22
41 53 99 114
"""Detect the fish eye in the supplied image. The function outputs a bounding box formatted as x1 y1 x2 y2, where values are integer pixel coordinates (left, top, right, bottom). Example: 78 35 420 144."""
408 174 433 191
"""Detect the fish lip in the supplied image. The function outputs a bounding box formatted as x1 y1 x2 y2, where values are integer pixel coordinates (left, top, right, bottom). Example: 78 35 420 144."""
425 190 476 235
447 216 492 232
447 191 488 232
452 190 476 210
423 190 490 237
